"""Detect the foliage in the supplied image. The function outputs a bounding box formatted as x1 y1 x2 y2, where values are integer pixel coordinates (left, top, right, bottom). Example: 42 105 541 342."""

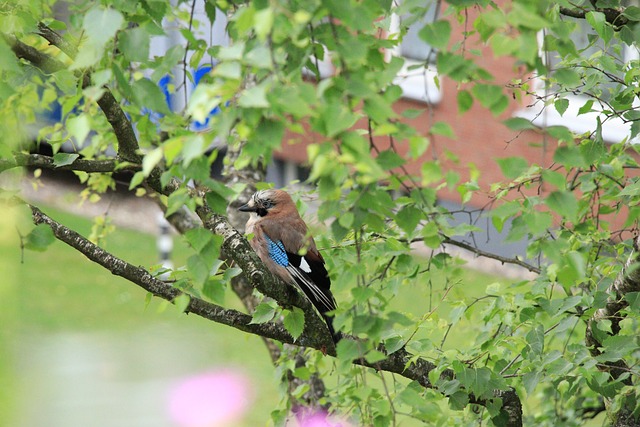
2 0 640 426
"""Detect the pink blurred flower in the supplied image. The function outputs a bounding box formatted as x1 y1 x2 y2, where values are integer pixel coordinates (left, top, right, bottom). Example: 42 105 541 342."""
168 370 252 427
297 410 353 427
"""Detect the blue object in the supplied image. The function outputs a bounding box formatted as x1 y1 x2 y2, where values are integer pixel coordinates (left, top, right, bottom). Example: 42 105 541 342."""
265 235 288 267
192 64 221 130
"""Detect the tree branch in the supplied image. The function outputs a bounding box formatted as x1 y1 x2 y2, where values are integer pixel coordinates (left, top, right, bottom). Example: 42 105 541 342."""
585 238 640 371
0 153 139 174
36 22 78 58
584 237 640 426
559 6 629 29
441 237 542 274
28 202 290 341
7 24 142 164
3 33 66 74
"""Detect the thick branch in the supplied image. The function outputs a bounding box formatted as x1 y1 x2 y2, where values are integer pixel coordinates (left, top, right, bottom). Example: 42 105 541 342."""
29 203 291 341
7 24 142 164
585 238 640 368
559 6 629 29
585 237 640 426
36 22 78 58
3 34 66 74
0 153 139 174
92 82 141 163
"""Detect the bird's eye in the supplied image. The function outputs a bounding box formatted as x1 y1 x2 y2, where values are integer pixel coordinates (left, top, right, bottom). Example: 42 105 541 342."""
262 200 273 209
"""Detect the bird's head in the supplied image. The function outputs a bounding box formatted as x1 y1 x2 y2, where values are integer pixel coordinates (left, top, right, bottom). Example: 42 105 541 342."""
238 189 294 217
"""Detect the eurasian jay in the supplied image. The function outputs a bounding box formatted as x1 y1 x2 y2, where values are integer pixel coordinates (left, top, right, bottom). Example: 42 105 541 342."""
238 189 338 342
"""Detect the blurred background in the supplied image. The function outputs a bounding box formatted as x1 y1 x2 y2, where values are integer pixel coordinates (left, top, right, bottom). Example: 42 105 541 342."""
1 171 278 427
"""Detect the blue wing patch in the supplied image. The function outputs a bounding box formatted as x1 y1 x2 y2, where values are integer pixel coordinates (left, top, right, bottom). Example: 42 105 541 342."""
265 235 288 267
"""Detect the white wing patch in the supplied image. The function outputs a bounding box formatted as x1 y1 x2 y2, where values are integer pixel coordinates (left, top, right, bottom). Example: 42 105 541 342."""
299 257 311 273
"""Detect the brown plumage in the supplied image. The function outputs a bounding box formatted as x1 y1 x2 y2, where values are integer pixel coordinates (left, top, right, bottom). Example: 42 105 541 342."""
239 189 338 340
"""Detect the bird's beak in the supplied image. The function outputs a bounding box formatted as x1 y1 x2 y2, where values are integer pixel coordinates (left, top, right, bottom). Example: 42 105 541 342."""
238 202 255 212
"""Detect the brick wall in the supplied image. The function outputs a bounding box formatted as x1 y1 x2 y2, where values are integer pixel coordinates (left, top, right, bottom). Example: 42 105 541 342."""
274 0 555 209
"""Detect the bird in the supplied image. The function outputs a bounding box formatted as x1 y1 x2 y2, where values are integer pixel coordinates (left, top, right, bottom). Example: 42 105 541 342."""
238 189 339 342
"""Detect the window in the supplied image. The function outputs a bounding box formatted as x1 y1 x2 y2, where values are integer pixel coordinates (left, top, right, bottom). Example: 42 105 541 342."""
517 6 639 143
388 1 442 104
267 158 310 188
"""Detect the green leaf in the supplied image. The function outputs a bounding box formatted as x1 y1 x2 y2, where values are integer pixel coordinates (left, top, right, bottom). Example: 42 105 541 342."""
318 101 358 138
524 324 544 358
336 338 364 362
577 99 594 116
166 188 190 217
184 228 213 253
431 121 456 138
213 62 242 79
249 302 277 324
401 109 424 119
376 149 405 170
283 307 305 340
181 134 206 167
541 169 566 189
554 98 569 116
118 27 150 62
395 205 422 235
253 7 274 41
546 126 574 143
471 84 508 116
553 145 586 168
448 391 469 410
83 7 124 47
408 136 430 159
238 82 270 108
129 171 145 190
24 224 55 252
383 336 405 354
457 366 492 398
418 20 451 50
203 279 225 305
72 7 123 69
503 117 536 131
132 78 171 115
522 371 542 395
619 180 640 197
496 156 528 179
448 301 466 324
624 292 640 312
586 11 612 43
457 90 473 113
245 45 273 69
554 69 581 89
507 2 550 30
0 37 21 73
142 147 163 177
205 190 229 216
545 191 578 222
52 153 79 168
173 293 191 313
66 114 91 144
364 94 396 123
187 254 210 286
523 211 553 236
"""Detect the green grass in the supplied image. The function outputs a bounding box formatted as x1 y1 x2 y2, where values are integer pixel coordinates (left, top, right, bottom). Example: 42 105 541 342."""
1 204 279 427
